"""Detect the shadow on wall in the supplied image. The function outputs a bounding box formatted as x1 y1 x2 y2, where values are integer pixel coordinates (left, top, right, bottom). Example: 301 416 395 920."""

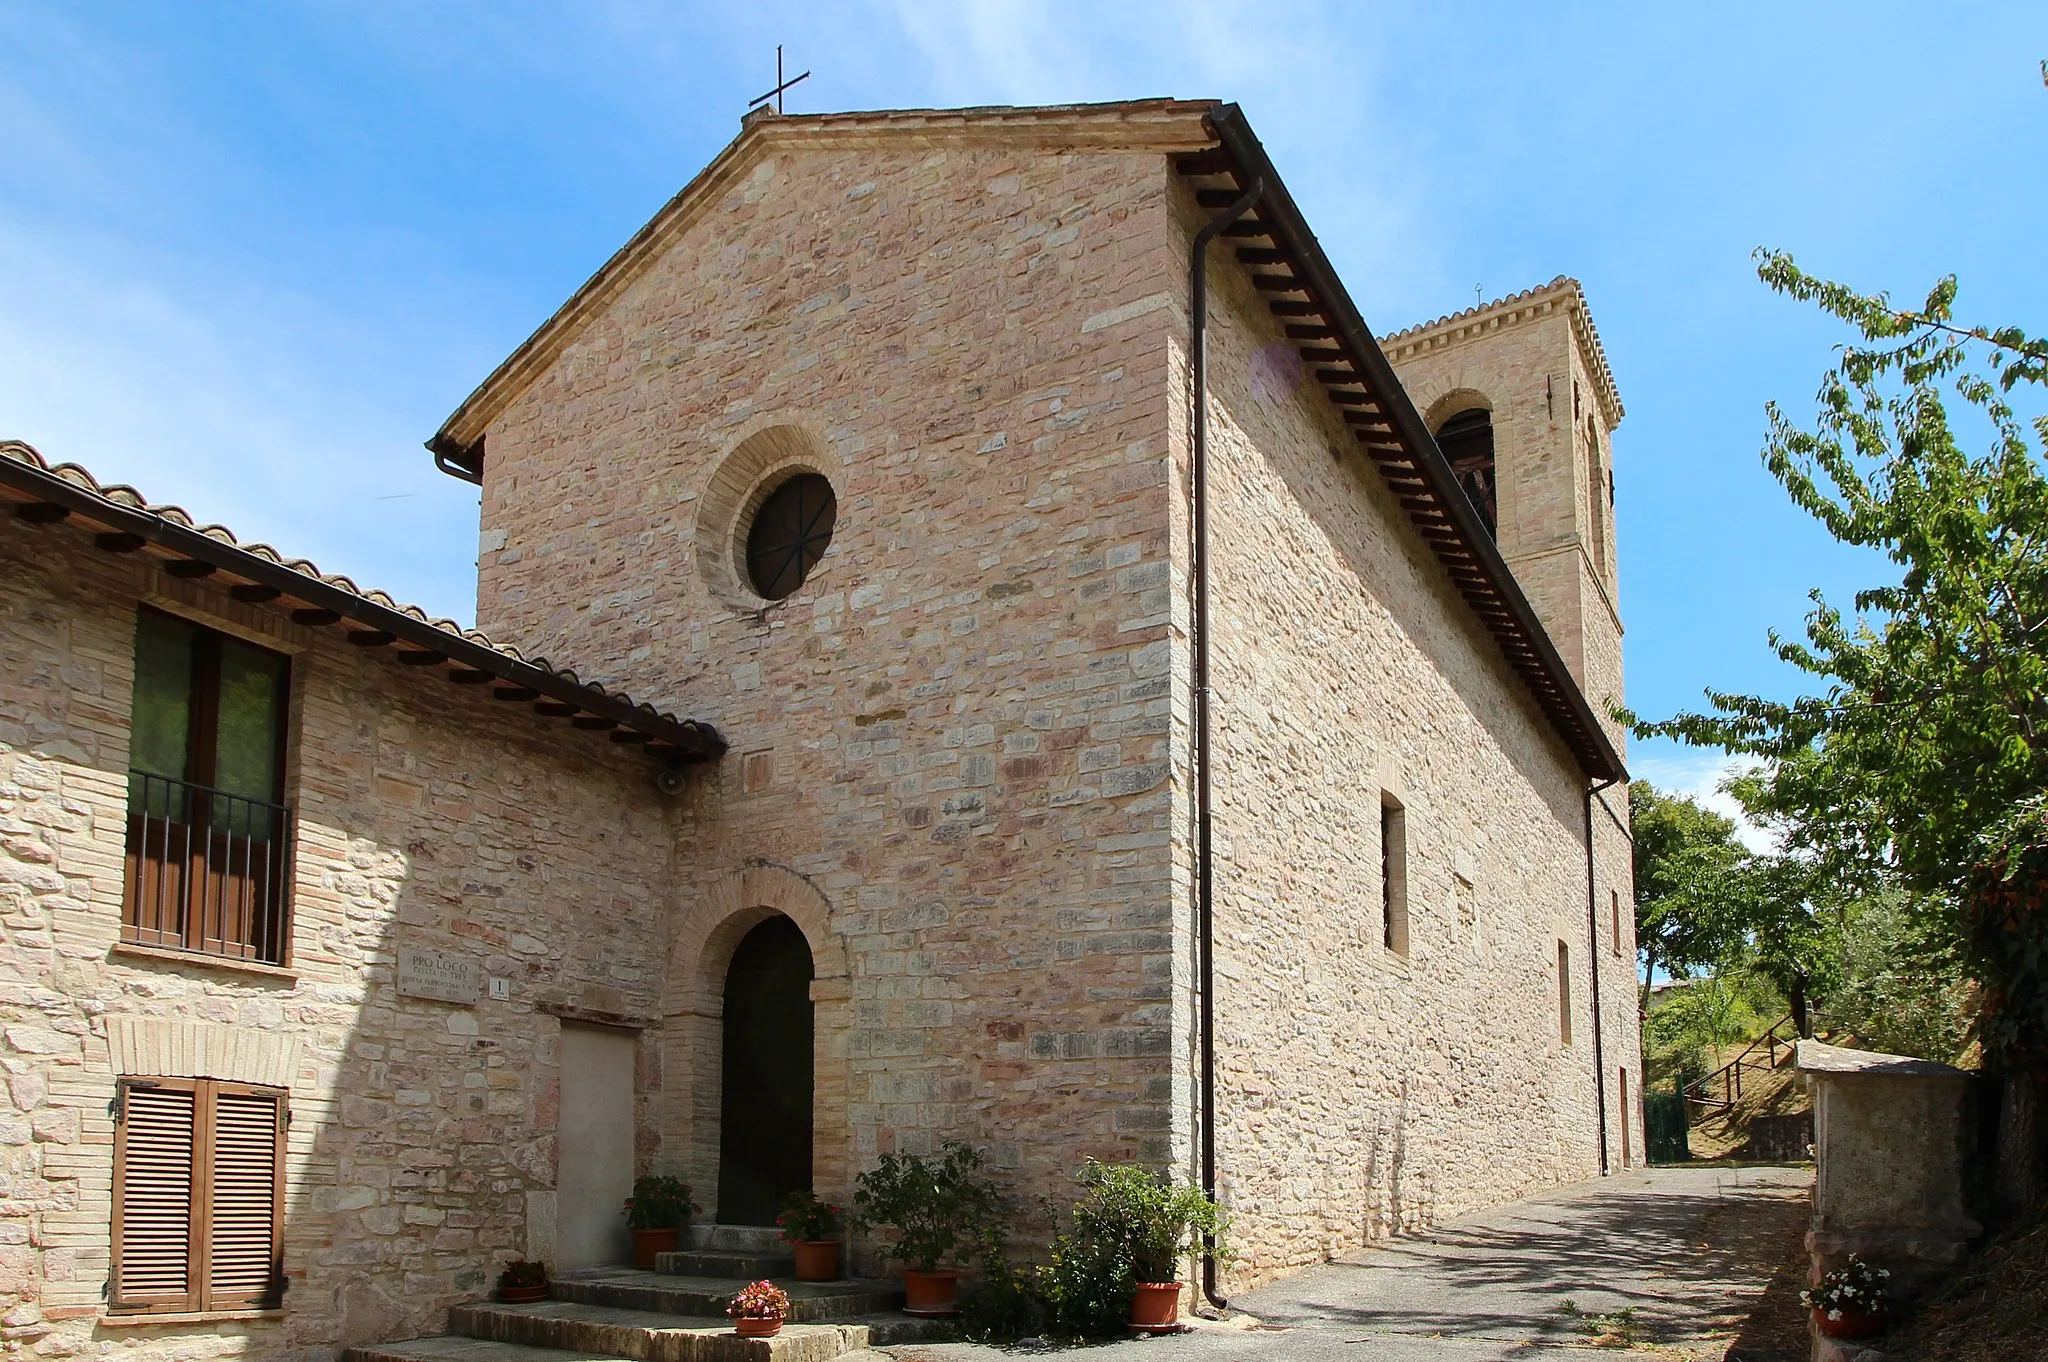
279 659 673 1348
1207 297 1586 837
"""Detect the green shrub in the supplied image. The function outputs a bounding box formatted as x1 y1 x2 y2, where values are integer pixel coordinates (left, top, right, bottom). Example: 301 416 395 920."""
1036 1161 1229 1339
850 1141 1001 1272
956 1227 1048 1343
621 1175 698 1230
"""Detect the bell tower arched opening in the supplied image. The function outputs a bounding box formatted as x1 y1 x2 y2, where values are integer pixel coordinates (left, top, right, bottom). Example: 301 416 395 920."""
1434 406 1498 538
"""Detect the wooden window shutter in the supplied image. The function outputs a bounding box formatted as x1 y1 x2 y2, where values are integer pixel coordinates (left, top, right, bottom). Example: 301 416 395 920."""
207 1084 285 1308
112 1078 286 1314
113 1079 200 1311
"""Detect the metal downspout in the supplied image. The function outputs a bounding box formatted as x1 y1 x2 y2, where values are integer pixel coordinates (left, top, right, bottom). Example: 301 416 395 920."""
1586 776 1619 1174
1192 175 1262 1311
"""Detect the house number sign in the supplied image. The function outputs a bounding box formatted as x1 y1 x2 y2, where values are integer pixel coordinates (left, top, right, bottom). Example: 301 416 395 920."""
398 946 480 1005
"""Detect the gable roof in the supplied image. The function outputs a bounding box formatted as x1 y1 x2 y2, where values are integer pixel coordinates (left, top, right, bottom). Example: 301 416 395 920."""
426 98 1218 479
425 99 1623 783
0 440 725 765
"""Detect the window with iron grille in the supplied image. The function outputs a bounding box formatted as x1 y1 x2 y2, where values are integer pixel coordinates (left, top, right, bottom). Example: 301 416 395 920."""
124 608 293 964
111 1076 287 1314
744 472 836 601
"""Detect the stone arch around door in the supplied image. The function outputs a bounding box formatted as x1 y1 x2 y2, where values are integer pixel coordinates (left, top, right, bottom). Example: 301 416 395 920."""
661 863 850 1221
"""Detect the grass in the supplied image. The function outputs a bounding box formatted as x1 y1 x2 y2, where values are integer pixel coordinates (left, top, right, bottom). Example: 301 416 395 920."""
1554 1298 1646 1349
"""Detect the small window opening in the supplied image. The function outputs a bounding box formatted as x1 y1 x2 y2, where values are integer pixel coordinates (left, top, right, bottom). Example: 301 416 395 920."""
1434 408 1497 537
1380 796 1408 956
1557 940 1573 1045
1610 889 1623 957
745 472 837 600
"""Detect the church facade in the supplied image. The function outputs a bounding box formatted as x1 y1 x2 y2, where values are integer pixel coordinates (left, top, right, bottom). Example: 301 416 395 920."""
0 100 1637 1359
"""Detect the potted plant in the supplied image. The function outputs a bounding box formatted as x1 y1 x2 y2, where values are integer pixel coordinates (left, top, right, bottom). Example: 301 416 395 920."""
851 1141 1001 1316
621 1174 699 1269
495 1259 549 1304
1066 1161 1228 1332
726 1279 790 1339
1801 1256 1894 1340
777 1189 844 1281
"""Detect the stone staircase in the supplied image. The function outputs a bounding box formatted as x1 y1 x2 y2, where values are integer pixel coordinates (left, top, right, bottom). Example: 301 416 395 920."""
343 1226 954 1362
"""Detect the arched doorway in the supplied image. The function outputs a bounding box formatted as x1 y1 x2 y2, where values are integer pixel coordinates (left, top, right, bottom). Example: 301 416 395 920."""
717 914 814 1224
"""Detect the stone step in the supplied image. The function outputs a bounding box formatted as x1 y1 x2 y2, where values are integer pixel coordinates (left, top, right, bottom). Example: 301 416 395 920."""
549 1268 902 1323
683 1224 787 1255
345 1338 625 1362
446 1300 874 1362
653 1249 796 1280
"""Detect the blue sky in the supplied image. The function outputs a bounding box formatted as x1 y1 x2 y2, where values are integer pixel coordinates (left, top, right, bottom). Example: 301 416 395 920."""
4 2 2045 816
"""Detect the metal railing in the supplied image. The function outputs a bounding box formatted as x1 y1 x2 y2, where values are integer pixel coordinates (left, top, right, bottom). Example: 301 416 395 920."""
123 771 292 966
1682 1012 1815 1117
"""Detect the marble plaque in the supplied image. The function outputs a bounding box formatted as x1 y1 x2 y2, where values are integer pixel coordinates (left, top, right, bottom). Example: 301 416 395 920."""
398 946 479 1005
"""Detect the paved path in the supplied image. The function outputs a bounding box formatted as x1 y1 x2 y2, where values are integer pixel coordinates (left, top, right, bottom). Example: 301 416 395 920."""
881 1164 1811 1361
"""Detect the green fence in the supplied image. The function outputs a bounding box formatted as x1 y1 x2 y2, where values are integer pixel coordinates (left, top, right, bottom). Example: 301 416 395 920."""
1645 1090 1692 1164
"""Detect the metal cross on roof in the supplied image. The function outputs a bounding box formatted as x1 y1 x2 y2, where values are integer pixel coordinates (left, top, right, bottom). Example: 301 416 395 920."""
748 45 810 115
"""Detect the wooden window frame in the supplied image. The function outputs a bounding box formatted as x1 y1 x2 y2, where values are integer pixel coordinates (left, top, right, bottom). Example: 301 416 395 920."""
123 607 296 966
110 1076 287 1315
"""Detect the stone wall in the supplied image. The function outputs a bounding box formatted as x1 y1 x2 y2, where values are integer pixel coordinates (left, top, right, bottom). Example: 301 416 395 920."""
466 110 1644 1288
0 528 673 1358
1173 198 1644 1284
472 121 1208 1232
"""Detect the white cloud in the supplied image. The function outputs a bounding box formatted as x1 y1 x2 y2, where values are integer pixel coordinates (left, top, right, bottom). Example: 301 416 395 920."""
1630 743 1778 853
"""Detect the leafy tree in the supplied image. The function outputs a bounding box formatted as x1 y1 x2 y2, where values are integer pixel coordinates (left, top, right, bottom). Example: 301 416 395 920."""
1631 780 1749 1007
1827 886 1974 1063
1634 250 2048 1212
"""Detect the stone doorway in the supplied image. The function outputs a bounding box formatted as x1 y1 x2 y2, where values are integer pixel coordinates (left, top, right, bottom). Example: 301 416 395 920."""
716 914 814 1224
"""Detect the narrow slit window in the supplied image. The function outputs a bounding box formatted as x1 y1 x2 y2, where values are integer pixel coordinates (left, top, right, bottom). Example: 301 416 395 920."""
1380 796 1408 956
1558 941 1573 1046
1611 889 1623 957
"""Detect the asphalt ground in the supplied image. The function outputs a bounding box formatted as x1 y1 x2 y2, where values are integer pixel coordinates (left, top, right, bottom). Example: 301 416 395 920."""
875 1164 1812 1362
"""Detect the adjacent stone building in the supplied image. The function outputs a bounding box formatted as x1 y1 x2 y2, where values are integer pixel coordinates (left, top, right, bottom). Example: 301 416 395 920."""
0 98 1640 1360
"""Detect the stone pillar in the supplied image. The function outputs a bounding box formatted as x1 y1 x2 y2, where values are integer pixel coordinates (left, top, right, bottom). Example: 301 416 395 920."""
1796 1040 1979 1361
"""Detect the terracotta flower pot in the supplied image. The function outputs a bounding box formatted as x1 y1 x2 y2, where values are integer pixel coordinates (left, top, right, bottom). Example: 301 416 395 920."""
900 1268 962 1316
792 1240 841 1282
1813 1306 1888 1340
1128 1281 1184 1332
733 1315 782 1338
496 1284 548 1304
630 1226 679 1269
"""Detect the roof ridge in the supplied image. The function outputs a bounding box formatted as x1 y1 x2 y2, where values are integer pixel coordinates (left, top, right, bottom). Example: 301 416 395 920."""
428 100 1222 472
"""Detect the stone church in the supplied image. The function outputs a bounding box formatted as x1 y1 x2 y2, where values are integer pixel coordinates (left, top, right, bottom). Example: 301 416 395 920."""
0 99 1637 1359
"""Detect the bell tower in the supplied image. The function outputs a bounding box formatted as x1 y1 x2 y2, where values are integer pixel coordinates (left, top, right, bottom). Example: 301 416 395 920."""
1383 278 1625 749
